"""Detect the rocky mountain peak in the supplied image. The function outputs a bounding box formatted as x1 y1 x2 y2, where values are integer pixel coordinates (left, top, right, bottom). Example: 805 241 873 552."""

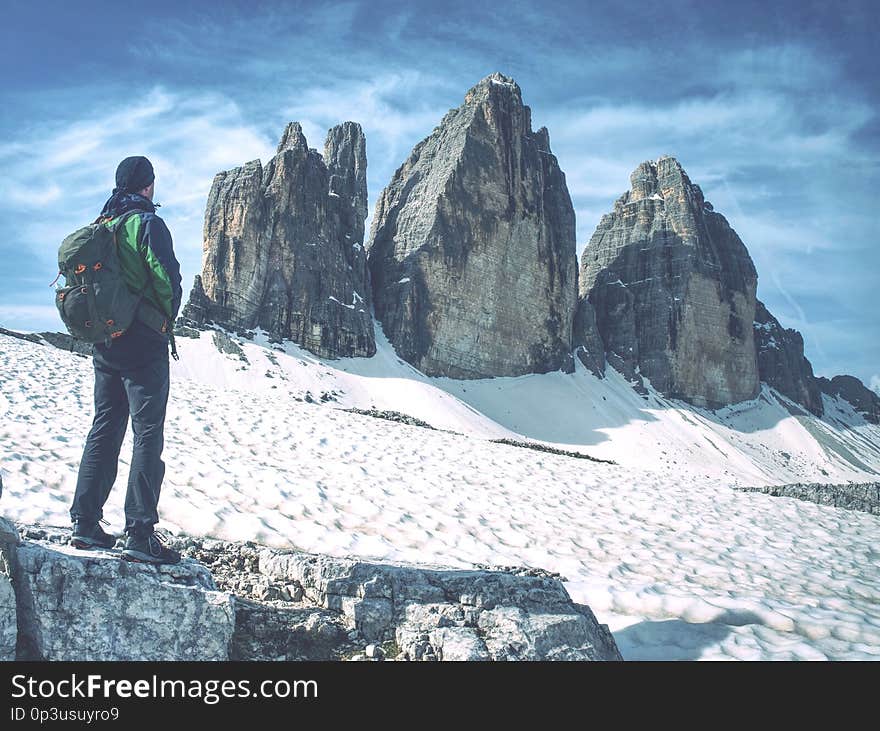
579 157 759 408
626 155 709 210
277 121 308 154
368 73 576 378
534 125 551 152
816 375 880 424
324 121 368 224
182 121 375 359
456 72 534 144
465 72 522 99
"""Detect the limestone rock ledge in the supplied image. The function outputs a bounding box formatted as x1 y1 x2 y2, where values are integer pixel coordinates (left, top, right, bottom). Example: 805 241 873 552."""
2 530 234 661
259 550 622 661
0 517 17 661
0 521 621 662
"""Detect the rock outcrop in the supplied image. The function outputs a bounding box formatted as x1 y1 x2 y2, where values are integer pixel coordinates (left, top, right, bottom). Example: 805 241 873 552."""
182 121 375 358
579 156 760 408
736 481 880 515
0 326 91 357
1 521 622 662
259 548 622 661
752 299 823 416
0 517 18 661
7 538 235 661
816 375 880 424
367 72 577 379
572 298 607 378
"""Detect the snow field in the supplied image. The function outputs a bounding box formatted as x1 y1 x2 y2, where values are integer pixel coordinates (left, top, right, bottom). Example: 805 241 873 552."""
1 330 878 660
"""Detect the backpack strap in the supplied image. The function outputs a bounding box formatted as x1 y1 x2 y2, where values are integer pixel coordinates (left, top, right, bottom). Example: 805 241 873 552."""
128 214 180 361
80 264 111 345
103 210 180 360
136 296 178 359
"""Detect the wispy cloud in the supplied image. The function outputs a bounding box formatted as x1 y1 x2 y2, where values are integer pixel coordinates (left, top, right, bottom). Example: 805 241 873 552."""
1 86 275 302
1 2 877 385
0 305 61 332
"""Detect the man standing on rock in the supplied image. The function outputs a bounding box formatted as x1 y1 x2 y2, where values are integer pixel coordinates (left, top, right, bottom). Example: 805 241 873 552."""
69 156 182 565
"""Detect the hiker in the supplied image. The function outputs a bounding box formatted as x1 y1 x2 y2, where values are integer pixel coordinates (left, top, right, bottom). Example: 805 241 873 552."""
69 156 183 564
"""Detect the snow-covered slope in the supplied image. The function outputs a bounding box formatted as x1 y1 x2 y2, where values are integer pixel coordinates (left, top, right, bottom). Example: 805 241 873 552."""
174 323 880 486
1 327 878 660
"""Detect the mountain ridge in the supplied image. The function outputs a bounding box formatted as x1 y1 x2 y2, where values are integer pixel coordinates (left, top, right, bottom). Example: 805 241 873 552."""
121 71 877 416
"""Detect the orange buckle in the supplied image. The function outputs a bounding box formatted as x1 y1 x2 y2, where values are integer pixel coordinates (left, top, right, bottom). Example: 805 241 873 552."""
111 330 124 339
58 292 65 301
74 264 86 274
93 262 103 271
106 319 114 326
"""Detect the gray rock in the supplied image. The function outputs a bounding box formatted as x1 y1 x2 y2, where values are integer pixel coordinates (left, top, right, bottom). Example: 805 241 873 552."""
572 297 606 378
172 321 204 339
183 121 375 359
212 330 248 362
0 325 92 357
1 517 19 660
736 481 880 515
259 548 621 660
367 72 577 379
0 540 16 661
36 331 93 356
753 300 823 416
0 516 18 545
428 627 488 661
7 524 620 662
342 407 436 430
477 604 621 661
365 643 384 659
0 326 43 346
579 156 760 408
816 375 880 424
12 540 235 661
488 438 614 464
324 121 369 242
338 596 394 642
0 575 14 660
229 600 350 661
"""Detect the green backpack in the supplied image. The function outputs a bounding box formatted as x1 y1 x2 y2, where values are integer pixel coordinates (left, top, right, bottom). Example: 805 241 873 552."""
55 211 175 353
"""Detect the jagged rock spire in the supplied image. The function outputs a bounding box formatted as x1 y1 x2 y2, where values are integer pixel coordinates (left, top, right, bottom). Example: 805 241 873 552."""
579 156 760 408
367 73 577 378
182 122 375 358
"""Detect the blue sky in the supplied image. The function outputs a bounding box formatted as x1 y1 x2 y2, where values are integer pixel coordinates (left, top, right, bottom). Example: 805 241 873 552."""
1 0 877 390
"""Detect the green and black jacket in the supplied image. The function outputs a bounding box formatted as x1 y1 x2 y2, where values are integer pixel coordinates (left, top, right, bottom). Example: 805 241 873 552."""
93 192 182 364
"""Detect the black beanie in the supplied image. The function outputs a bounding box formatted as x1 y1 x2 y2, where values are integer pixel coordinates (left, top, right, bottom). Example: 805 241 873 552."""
114 156 155 194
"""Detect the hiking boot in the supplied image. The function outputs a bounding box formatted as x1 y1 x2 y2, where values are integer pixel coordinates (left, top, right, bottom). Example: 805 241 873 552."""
71 520 117 550
122 529 181 565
